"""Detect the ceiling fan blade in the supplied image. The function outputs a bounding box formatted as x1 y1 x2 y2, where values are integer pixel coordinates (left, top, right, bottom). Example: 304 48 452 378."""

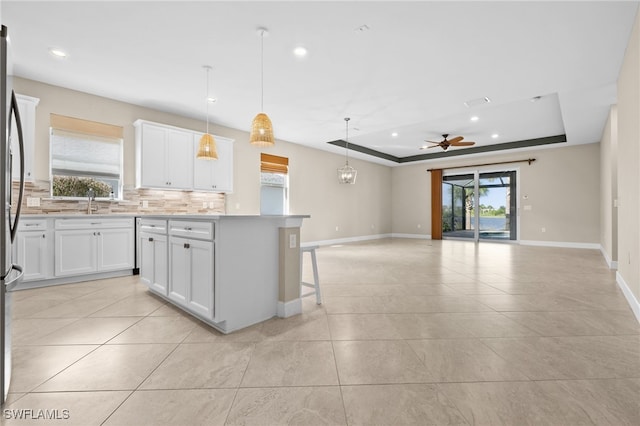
424 140 440 144
447 136 464 144
427 145 442 149
451 141 476 146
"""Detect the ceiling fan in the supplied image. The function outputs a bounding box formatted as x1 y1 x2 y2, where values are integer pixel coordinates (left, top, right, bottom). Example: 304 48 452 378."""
422 134 476 151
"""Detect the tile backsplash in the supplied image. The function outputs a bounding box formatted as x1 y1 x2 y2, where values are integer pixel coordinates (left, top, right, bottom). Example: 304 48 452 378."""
13 180 226 215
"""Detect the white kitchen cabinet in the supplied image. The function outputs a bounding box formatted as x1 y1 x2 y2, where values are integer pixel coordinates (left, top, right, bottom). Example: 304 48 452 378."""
193 135 234 192
54 218 134 277
168 220 214 320
15 219 53 282
139 231 168 295
97 227 134 271
55 229 97 276
12 94 39 182
135 120 194 190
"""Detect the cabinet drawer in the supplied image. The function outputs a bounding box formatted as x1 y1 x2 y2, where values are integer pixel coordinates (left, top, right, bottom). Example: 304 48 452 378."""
55 218 134 230
138 219 167 234
18 219 48 231
169 220 214 240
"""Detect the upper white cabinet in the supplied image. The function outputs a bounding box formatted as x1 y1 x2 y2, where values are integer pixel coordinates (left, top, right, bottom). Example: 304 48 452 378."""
135 120 193 189
12 94 40 181
193 134 234 193
135 119 234 192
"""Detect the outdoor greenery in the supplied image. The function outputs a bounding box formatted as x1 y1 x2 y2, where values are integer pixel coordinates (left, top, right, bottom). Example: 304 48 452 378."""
52 175 111 198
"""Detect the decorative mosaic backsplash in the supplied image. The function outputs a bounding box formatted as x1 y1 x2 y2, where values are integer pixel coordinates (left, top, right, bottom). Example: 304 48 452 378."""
12 181 226 215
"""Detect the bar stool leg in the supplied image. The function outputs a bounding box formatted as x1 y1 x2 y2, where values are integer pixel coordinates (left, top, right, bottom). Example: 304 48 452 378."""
310 249 321 305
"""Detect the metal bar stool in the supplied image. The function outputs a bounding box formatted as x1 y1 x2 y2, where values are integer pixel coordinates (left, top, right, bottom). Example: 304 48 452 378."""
301 245 321 304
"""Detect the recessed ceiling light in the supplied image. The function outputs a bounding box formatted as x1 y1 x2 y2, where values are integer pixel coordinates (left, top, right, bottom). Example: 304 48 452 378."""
470 116 479 122
293 46 307 58
391 132 398 138
491 133 499 139
49 47 68 58
206 96 217 104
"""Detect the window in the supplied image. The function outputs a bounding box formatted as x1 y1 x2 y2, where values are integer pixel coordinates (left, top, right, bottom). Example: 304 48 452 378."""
49 114 124 199
260 153 289 215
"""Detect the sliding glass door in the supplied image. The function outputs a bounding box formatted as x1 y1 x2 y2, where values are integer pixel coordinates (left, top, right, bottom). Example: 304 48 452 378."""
442 170 517 241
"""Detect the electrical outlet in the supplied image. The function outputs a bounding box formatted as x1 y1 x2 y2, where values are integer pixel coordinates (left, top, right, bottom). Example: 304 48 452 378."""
26 197 40 207
142 200 149 208
541 227 546 233
371 224 375 230
417 224 421 229
289 234 297 249
209 201 215 209
202 201 208 209
335 226 339 232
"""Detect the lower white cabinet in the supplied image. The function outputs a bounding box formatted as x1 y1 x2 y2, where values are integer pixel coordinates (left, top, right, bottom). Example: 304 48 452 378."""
139 231 167 295
16 223 53 282
55 230 97 276
54 218 134 278
168 235 214 319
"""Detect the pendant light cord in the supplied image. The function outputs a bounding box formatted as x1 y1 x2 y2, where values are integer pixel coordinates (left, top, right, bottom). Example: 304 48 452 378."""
205 66 210 134
260 30 265 112
345 117 350 166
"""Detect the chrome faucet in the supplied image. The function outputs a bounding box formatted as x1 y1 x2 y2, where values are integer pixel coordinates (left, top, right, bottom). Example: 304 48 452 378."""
87 188 98 214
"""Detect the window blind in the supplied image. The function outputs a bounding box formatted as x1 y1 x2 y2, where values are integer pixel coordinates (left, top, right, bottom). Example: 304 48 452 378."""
260 153 288 174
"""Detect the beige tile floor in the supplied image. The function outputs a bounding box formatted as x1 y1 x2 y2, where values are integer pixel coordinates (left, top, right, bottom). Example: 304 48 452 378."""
2 238 639 425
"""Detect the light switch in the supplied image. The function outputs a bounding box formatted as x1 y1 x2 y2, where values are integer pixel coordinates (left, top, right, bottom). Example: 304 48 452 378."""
289 234 297 249
523 205 532 211
26 197 40 207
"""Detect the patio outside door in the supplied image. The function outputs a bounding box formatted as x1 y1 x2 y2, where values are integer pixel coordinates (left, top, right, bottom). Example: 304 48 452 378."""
442 170 517 241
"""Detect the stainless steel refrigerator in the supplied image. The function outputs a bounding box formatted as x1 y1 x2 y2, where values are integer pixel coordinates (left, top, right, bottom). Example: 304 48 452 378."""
0 25 25 405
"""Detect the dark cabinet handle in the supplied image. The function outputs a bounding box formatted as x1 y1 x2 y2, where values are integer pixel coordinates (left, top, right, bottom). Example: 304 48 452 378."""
184 243 190 249
149 237 154 242
42 234 45 238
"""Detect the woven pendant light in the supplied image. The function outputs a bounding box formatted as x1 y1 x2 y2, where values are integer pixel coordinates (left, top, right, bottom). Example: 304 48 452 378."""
197 66 218 160
249 28 275 147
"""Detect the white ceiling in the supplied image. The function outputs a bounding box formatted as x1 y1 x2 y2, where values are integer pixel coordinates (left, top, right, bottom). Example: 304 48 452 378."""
2 1 637 166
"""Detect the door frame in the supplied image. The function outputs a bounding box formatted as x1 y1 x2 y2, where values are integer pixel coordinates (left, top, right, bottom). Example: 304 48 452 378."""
441 166 521 243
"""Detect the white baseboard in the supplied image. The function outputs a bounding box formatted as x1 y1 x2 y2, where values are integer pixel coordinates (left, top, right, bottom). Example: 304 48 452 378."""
304 233 393 247
520 240 600 250
600 245 618 270
390 233 432 239
277 298 301 318
616 271 640 324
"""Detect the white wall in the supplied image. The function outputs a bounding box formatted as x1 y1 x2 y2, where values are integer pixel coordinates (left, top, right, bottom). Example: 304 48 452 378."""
600 107 618 267
391 143 601 245
616 9 640 310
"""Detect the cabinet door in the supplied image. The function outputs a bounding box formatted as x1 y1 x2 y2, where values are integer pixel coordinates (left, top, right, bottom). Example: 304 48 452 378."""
12 94 39 182
139 232 154 288
168 237 189 306
212 138 233 192
166 129 193 189
139 232 168 295
187 239 214 319
152 234 168 295
140 123 167 188
16 231 51 281
193 136 233 192
55 230 96 276
97 227 134 271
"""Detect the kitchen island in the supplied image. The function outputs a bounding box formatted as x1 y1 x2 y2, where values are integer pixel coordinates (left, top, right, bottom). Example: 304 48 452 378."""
138 214 309 333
